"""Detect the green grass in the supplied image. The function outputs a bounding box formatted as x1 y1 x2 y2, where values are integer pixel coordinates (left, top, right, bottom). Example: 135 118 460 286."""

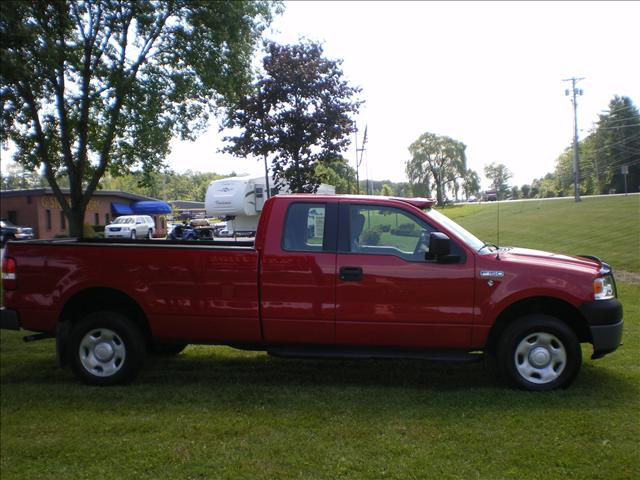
439 195 640 273
1 283 638 479
2 194 639 479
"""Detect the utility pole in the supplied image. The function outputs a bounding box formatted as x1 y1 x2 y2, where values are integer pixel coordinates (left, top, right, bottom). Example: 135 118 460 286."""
355 123 368 195
354 123 359 194
564 77 584 202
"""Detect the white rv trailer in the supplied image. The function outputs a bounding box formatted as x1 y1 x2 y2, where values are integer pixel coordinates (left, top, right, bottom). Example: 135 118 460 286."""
205 175 335 236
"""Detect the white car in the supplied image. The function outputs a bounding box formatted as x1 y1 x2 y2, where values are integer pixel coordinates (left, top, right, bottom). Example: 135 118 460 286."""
104 215 155 239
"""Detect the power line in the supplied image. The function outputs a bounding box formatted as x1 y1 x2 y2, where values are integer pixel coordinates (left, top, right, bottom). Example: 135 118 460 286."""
596 124 640 130
600 105 639 114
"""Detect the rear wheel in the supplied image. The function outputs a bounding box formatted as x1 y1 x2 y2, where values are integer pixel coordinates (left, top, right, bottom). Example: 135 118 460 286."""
498 314 581 391
130 230 136 239
68 311 146 385
147 229 153 239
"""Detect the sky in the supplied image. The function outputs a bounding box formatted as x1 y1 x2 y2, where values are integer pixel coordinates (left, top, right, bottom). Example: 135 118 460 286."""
165 1 640 189
3 1 639 190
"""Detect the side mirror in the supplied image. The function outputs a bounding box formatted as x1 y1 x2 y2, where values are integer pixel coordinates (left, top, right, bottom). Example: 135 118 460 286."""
426 232 460 264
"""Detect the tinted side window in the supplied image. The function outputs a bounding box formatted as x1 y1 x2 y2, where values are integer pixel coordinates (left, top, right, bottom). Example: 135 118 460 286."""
349 205 436 261
283 203 326 252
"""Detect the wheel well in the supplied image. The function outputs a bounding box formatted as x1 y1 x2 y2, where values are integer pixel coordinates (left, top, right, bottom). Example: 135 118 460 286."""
59 288 151 341
485 296 590 355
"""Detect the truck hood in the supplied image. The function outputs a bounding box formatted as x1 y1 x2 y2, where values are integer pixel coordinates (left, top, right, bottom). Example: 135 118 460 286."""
497 247 602 276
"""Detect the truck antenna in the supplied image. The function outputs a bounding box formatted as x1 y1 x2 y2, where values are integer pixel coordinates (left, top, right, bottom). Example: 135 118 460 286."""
496 191 501 260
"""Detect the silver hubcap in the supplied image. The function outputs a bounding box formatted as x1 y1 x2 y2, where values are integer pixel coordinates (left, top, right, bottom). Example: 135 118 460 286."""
79 329 126 377
514 332 566 384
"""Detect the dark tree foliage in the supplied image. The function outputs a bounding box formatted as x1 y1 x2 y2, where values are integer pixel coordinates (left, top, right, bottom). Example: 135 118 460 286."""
540 96 640 197
0 0 277 235
223 40 362 193
315 157 357 194
590 96 640 193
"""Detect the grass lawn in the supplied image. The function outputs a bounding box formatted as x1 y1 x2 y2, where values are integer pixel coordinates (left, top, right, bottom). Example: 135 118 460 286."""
1 282 638 479
438 195 640 273
1 194 639 479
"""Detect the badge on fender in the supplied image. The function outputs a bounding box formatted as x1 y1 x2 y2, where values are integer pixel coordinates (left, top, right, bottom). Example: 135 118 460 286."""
480 271 505 278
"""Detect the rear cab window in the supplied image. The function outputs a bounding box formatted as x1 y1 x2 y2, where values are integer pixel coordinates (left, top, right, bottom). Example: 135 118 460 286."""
282 202 337 252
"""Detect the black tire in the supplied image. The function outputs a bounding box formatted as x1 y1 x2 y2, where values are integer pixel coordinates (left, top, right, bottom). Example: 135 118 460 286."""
497 314 582 391
130 230 136 239
147 229 153 240
68 311 146 386
149 342 188 356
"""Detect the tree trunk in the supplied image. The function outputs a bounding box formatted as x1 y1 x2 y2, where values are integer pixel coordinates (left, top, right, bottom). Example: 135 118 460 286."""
435 174 444 205
69 204 87 238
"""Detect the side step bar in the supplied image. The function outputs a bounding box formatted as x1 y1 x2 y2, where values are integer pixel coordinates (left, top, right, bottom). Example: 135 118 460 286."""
267 346 483 363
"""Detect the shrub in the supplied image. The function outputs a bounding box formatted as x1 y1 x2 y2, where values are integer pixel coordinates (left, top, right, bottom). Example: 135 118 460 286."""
361 230 381 245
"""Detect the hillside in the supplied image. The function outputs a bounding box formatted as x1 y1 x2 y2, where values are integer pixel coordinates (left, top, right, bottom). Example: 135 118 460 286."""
438 195 640 273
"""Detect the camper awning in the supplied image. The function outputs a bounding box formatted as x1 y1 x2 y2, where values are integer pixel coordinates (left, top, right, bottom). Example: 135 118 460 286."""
132 200 171 215
111 202 134 215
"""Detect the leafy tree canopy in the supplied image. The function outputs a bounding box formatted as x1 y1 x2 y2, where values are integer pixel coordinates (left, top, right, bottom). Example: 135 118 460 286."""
0 0 278 235
484 162 513 199
406 132 468 205
223 40 362 193
314 157 356 194
538 95 640 197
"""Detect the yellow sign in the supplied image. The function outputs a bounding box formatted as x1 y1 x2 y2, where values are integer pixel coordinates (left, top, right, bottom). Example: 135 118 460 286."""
40 196 100 211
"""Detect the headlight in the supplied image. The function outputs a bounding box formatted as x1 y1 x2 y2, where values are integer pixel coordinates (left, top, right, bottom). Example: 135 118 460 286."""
594 275 616 300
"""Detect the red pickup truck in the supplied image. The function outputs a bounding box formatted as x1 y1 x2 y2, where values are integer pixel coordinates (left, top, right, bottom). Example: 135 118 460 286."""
1 195 623 391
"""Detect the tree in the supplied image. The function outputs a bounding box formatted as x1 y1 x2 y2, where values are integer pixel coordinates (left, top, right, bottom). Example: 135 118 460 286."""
521 184 531 198
542 96 639 196
406 132 467 205
0 162 46 190
223 40 362 193
484 163 513 199
0 0 277 236
99 169 226 201
588 96 640 194
462 169 481 200
315 158 357 194
380 184 393 196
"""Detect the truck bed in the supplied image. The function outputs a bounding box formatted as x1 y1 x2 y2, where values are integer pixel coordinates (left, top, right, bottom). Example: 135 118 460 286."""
3 239 262 342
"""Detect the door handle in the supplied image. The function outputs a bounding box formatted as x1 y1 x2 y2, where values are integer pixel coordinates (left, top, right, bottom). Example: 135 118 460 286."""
339 266 363 281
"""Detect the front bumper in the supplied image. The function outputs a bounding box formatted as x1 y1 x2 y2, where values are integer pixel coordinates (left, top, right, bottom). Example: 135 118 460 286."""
0 307 21 330
580 299 624 359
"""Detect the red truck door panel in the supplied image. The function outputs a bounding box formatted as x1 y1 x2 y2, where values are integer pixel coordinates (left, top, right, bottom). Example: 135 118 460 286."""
335 202 474 348
260 201 338 344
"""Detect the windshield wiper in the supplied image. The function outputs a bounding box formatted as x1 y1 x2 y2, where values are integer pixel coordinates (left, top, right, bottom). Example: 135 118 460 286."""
478 243 498 252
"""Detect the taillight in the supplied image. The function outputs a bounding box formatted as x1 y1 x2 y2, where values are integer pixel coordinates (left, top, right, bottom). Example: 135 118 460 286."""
1 256 17 290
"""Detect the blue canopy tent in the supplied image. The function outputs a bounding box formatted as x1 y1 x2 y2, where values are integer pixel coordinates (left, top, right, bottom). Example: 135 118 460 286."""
111 201 171 216
132 201 171 215
111 202 134 215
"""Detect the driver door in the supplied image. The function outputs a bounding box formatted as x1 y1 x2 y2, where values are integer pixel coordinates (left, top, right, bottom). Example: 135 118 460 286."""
335 202 475 348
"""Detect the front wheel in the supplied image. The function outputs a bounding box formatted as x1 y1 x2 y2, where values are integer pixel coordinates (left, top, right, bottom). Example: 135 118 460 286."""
68 311 146 385
498 314 581 391
130 230 136 239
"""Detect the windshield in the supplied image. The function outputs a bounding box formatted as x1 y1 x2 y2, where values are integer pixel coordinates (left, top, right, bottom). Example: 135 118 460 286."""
113 217 134 224
426 209 486 252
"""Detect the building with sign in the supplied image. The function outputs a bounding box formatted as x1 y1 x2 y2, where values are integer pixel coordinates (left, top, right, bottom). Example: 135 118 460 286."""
0 188 170 239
